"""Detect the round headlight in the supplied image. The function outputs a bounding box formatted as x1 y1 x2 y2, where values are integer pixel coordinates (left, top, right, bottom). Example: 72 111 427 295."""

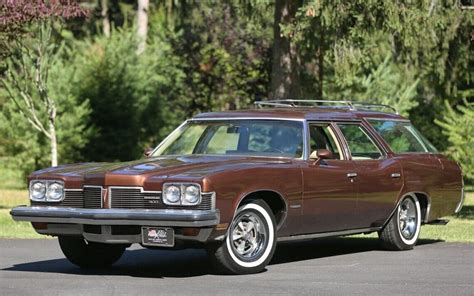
164 185 181 204
31 182 46 201
47 182 64 201
184 185 200 205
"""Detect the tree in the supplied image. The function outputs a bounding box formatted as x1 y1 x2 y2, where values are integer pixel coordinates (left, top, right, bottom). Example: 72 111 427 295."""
0 0 87 166
101 0 110 37
435 100 474 184
270 0 302 99
137 0 149 54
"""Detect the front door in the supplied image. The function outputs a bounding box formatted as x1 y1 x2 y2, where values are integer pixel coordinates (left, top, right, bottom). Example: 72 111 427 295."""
336 122 404 229
301 123 358 234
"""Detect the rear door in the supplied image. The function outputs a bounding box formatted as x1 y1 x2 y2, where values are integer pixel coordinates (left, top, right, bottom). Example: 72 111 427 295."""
336 122 404 229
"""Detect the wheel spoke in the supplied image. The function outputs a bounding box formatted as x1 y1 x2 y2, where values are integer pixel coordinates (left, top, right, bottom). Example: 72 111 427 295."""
230 211 268 259
398 198 418 240
237 222 245 232
246 221 255 233
237 240 246 253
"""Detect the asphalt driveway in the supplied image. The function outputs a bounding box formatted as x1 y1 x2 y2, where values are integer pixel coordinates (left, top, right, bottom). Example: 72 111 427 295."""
0 237 472 295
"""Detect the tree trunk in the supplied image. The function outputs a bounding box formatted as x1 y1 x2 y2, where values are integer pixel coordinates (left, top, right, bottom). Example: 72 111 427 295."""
316 23 324 100
270 0 302 99
101 0 110 37
137 0 149 54
49 117 58 167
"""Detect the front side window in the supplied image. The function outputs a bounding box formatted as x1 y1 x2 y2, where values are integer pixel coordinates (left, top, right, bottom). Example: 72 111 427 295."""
308 124 342 159
368 119 437 153
338 124 383 160
154 120 304 158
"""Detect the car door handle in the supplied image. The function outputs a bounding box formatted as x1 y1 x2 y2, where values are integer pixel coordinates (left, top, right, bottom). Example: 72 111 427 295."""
347 173 358 178
391 173 401 178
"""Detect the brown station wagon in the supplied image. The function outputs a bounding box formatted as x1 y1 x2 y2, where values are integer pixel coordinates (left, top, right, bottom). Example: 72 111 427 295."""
11 100 465 274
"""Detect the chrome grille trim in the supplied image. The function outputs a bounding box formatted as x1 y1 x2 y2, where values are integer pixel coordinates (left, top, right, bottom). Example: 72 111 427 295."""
61 190 83 207
109 186 214 210
32 186 215 211
83 186 102 209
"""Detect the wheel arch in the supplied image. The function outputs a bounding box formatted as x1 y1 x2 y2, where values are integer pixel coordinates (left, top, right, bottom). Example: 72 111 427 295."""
232 189 288 231
383 191 432 227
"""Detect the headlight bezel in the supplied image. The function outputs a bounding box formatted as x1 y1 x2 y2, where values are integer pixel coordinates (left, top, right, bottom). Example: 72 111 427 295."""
29 180 65 202
162 183 202 206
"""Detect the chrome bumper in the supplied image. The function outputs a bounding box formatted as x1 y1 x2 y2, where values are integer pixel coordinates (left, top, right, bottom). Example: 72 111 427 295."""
10 206 220 227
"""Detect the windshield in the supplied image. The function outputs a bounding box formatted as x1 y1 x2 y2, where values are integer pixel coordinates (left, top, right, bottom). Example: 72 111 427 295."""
153 120 304 158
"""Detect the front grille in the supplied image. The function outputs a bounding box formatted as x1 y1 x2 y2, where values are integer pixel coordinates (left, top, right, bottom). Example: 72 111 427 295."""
31 190 83 207
60 190 83 207
84 186 102 209
110 188 214 210
31 186 214 211
110 188 156 209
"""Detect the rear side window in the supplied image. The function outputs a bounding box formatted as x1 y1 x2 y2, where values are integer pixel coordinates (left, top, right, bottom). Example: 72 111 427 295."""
337 124 383 160
368 119 437 153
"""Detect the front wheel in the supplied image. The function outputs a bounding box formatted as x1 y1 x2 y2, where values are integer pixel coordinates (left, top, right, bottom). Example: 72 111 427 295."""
379 195 421 250
58 236 126 268
208 199 277 274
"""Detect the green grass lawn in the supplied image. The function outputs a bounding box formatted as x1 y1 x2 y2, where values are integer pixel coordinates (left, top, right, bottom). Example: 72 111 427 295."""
0 190 45 238
1 189 473 242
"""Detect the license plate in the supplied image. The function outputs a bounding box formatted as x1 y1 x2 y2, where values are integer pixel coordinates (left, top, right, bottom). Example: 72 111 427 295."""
141 227 174 247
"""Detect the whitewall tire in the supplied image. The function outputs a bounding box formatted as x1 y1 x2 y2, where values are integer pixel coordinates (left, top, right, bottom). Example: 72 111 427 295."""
379 194 421 250
208 199 277 274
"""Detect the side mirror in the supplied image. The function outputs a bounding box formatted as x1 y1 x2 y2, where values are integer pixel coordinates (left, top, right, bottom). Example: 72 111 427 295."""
309 149 334 161
144 147 153 157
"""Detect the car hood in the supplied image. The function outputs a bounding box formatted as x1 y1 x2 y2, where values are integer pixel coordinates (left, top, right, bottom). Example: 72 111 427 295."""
30 155 292 189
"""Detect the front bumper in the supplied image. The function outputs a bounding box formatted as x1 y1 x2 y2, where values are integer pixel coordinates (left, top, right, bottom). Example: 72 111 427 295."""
10 206 220 227
10 206 220 245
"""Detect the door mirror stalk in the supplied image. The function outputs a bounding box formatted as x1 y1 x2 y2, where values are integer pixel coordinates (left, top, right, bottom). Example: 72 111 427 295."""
144 147 153 157
310 149 334 164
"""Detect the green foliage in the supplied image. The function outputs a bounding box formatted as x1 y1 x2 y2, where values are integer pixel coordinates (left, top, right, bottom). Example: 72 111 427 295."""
162 1 273 114
435 100 474 183
0 21 92 179
72 26 185 161
281 0 472 151
0 0 472 188
327 54 419 116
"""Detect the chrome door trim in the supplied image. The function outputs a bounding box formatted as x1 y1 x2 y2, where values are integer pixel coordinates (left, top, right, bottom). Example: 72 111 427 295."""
277 227 380 242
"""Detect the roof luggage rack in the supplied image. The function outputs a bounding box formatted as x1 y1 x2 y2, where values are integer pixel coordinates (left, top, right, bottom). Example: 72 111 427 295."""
254 99 398 114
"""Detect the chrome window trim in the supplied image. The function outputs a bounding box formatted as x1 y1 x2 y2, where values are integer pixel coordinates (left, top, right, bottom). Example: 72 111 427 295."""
365 118 435 154
364 117 410 123
150 120 189 156
335 122 386 161
306 121 345 161
191 117 305 122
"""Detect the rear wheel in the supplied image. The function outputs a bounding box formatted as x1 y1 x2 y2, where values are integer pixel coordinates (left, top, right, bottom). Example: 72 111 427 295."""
58 236 126 268
208 199 276 274
379 195 421 250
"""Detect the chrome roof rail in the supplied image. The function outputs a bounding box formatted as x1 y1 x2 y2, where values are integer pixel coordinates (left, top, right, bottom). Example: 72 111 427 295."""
254 99 398 114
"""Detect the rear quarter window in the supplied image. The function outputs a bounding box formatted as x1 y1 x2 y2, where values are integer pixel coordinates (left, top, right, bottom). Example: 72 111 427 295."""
368 119 437 153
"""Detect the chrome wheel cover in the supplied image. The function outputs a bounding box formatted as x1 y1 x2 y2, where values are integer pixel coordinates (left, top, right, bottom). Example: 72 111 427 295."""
398 198 418 240
230 212 267 261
